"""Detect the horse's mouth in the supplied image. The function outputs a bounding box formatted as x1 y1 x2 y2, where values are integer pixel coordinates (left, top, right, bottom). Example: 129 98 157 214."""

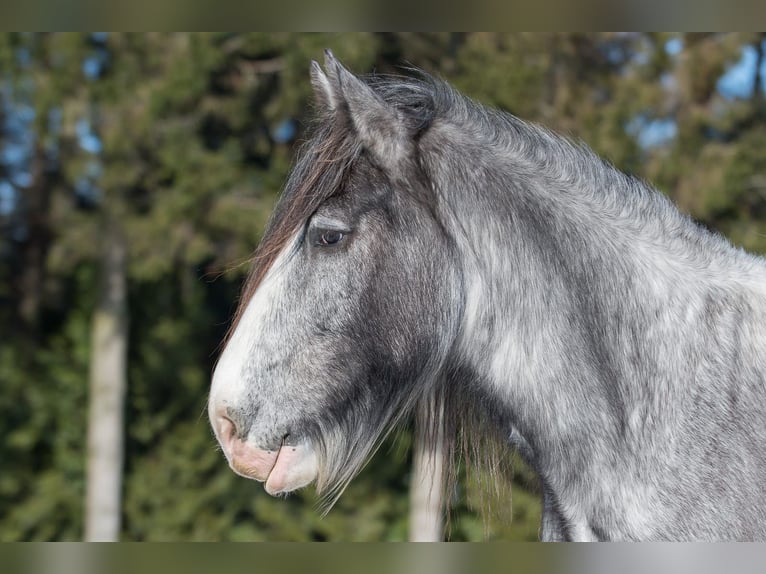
219 419 318 495
260 443 319 495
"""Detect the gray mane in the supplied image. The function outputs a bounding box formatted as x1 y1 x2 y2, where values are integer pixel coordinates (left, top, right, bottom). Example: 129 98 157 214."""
382 73 718 237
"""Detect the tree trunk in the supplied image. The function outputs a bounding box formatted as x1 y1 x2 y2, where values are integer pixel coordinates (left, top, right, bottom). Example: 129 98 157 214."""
84 224 128 541
753 33 765 105
18 141 53 338
408 407 445 542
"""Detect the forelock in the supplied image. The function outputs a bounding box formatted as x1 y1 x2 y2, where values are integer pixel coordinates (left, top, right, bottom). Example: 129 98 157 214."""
228 117 361 335
227 70 457 337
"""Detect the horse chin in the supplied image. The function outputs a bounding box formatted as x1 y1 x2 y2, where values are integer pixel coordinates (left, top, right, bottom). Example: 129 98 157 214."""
263 442 319 496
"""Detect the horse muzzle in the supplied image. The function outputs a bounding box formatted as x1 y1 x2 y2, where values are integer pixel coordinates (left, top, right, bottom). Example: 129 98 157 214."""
212 413 319 495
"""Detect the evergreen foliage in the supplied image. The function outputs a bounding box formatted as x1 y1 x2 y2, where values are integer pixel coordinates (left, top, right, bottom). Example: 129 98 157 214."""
1 33 764 541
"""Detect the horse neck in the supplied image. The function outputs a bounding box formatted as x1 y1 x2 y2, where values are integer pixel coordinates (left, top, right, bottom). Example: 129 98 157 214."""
429 119 753 475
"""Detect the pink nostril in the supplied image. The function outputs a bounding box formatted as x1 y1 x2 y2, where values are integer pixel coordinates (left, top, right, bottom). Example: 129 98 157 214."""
217 414 240 448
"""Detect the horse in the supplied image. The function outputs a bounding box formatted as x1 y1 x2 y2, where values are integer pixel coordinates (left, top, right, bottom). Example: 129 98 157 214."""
208 50 766 541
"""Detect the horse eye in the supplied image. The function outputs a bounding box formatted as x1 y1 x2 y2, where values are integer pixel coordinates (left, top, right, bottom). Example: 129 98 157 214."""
317 229 344 246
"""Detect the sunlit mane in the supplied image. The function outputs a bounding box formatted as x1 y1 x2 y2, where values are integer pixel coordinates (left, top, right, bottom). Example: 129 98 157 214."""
229 121 361 335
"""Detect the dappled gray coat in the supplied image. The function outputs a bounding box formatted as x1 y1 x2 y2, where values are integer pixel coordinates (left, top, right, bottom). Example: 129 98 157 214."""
209 51 766 541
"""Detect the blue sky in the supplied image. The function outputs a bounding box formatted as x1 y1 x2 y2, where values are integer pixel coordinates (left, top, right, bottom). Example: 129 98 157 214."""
717 41 766 99
665 36 766 100
634 37 766 149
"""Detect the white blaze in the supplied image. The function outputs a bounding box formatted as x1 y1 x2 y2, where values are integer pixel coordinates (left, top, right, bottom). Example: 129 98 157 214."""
209 234 299 440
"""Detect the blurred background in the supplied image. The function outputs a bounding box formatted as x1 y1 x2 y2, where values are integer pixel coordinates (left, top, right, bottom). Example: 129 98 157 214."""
0 32 765 541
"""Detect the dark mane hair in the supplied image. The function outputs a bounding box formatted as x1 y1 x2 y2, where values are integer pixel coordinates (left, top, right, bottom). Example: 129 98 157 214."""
228 119 359 334
229 73 447 335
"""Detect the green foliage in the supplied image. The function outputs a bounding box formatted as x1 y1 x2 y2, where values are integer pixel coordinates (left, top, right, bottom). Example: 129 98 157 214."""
1 32 765 541
0 266 94 540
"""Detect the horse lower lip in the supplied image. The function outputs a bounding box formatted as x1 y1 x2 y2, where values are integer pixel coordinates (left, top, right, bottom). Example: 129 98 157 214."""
264 444 319 495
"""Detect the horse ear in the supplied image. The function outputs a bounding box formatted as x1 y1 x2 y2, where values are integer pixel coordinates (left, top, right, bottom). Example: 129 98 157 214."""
310 59 337 111
321 50 411 170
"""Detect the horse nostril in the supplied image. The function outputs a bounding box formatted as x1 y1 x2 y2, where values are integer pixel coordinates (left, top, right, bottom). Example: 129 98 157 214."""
218 414 239 442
